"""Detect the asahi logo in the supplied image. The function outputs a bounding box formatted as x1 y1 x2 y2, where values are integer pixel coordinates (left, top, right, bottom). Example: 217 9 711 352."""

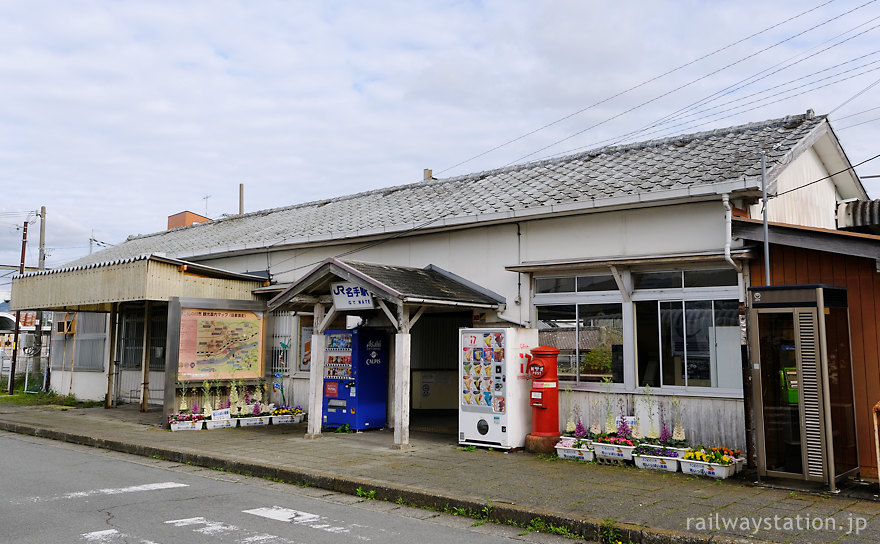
366 339 382 349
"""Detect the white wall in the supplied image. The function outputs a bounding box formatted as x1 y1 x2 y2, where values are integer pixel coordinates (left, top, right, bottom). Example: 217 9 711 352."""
204 200 731 328
750 147 838 229
50 370 107 401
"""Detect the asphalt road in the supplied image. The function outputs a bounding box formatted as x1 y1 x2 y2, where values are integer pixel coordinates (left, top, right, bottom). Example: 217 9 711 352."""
0 431 578 544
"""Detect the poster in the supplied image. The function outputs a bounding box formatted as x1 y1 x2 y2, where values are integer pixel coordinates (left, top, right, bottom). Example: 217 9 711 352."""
299 325 313 372
177 308 264 381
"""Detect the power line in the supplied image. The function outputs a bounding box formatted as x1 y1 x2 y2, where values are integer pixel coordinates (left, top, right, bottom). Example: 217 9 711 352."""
833 104 880 120
499 0 878 168
434 0 840 176
828 74 880 114
836 114 880 130
772 152 880 198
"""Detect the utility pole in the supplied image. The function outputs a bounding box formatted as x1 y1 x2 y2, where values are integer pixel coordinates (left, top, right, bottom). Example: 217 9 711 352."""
7 221 28 394
35 207 46 391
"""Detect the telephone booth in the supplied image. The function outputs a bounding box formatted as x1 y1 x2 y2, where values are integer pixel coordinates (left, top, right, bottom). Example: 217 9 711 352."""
748 285 859 492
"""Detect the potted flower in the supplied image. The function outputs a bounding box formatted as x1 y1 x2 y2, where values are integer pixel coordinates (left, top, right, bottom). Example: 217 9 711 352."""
555 436 594 462
205 405 235 429
237 402 270 427
168 412 205 431
271 404 304 425
710 446 745 473
680 446 736 479
632 444 680 472
592 401 636 461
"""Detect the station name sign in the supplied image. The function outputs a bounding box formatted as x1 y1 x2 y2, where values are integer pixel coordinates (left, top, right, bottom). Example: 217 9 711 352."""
331 282 375 310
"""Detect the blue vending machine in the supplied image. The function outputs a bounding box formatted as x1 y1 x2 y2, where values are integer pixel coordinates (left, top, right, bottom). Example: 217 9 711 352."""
322 328 388 430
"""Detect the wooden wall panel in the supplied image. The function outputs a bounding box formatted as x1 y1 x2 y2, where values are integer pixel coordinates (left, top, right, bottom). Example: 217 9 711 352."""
749 245 880 475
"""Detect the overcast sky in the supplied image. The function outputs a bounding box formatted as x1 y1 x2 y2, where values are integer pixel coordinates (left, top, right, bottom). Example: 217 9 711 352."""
2 0 880 298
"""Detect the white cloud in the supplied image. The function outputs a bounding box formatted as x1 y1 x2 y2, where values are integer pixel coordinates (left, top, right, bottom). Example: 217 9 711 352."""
0 0 879 272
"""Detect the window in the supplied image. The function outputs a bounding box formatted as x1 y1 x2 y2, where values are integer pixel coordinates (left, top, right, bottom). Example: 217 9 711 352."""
576 274 618 292
536 303 623 384
635 299 740 389
534 267 741 392
270 310 294 376
535 277 576 294
49 312 106 371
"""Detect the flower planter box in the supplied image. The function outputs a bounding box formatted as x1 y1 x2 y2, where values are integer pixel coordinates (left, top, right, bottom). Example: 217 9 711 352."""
271 414 304 425
680 459 735 479
237 416 270 427
593 443 635 461
555 445 595 462
734 457 746 473
170 421 203 431
633 454 679 472
205 419 236 429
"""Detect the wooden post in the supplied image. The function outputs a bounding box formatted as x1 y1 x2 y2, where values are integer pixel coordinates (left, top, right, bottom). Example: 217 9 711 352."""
104 303 118 408
140 301 152 412
305 303 325 439
393 303 411 449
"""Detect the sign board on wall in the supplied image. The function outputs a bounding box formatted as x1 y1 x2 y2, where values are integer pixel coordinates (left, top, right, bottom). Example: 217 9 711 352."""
177 308 264 381
331 282 375 310
299 325 313 372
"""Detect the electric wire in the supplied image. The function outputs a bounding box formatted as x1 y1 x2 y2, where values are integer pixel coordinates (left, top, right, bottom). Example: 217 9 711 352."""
434 0 840 176
498 0 878 168
836 114 880 130
771 152 880 199
527 15 880 162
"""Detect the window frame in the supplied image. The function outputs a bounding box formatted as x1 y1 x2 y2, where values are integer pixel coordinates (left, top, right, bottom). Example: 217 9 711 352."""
532 267 743 398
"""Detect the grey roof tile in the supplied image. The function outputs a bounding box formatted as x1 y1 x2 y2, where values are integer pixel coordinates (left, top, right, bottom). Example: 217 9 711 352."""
70 112 828 266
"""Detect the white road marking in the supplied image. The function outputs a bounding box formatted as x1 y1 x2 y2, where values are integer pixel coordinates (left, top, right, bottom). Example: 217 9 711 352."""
165 516 299 544
23 481 188 503
243 506 320 523
165 516 239 535
82 529 119 542
81 529 161 544
243 506 363 538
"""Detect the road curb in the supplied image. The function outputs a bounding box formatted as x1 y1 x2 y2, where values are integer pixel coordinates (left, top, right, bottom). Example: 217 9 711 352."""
0 420 772 544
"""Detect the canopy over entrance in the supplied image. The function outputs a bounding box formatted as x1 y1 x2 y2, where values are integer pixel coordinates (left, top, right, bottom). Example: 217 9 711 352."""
11 254 266 312
268 258 505 449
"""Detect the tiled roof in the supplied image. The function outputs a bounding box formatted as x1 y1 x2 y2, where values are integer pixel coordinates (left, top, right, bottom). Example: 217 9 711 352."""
71 112 827 266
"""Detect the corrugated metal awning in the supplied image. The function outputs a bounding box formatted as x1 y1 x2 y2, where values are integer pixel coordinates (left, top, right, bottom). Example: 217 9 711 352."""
11 254 267 312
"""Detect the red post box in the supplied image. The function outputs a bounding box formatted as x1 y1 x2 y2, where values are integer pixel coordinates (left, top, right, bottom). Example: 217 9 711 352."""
528 345 560 438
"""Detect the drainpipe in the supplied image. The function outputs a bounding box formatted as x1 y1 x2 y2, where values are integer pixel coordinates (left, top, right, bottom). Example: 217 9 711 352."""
722 194 742 274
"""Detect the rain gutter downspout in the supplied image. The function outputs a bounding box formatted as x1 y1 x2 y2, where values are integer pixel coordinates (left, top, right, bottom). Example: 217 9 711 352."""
722 194 742 274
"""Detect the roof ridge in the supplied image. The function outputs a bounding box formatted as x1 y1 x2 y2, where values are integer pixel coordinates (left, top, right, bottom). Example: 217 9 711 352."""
113 111 824 245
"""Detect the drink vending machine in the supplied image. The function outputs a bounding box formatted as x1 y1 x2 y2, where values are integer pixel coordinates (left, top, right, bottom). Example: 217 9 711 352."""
459 327 538 449
322 328 388 430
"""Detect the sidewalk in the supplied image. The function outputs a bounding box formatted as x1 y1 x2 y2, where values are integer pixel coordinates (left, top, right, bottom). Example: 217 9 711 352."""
1 404 879 544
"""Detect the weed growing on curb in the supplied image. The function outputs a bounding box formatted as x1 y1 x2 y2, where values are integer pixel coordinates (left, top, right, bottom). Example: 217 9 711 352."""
599 516 621 544
355 486 376 500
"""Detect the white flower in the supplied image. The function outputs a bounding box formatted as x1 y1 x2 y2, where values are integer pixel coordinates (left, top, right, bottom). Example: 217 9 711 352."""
632 423 643 440
590 421 601 435
672 426 685 441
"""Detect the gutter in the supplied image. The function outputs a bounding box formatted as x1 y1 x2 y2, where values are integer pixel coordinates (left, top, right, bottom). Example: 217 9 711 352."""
722 194 742 273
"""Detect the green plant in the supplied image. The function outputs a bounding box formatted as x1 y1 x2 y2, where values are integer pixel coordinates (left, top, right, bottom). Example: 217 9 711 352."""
599 516 619 544
355 486 376 500
395 497 405 505
458 445 476 452
334 423 353 433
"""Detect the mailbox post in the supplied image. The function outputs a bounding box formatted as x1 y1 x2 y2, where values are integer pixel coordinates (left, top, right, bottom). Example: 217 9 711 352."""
525 345 561 453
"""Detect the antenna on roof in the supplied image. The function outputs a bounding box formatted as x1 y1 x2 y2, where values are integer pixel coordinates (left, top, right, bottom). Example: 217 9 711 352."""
203 194 211 216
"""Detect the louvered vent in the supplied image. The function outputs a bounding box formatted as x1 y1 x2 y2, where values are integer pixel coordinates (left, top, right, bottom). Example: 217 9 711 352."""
798 312 825 479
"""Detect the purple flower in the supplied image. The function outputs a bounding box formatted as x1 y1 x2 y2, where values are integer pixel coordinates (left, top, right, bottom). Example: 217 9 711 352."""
659 403 671 444
574 421 587 439
617 399 631 438
252 403 261 415
191 402 199 415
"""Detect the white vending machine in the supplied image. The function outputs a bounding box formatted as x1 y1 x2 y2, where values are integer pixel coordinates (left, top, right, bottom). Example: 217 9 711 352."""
458 327 538 449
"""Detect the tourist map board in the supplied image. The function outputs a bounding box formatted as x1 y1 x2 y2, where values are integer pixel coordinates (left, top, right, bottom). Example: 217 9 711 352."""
177 308 264 381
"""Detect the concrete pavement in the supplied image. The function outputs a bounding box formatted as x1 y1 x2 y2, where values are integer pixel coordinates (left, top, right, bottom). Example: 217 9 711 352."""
1 403 880 544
